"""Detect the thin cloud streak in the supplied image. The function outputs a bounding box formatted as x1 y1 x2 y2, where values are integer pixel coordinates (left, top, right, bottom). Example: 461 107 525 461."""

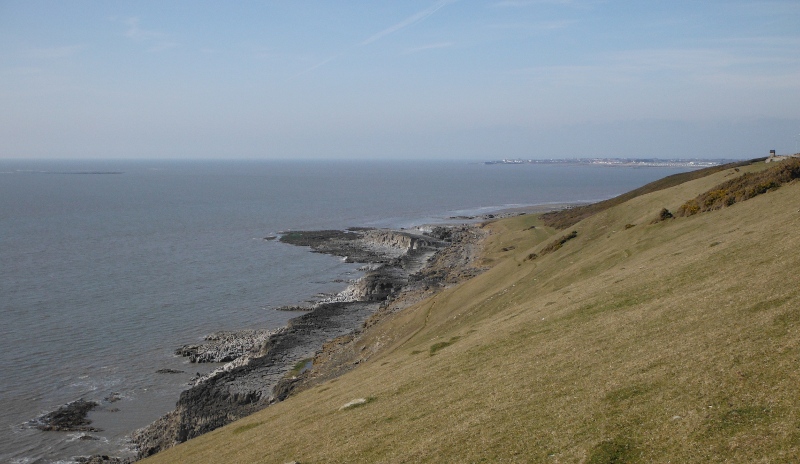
123 17 179 52
361 0 458 45
301 1 457 75
124 17 163 41
295 56 338 76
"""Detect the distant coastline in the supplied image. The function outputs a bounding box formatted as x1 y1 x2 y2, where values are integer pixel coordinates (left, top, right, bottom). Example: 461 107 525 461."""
484 157 736 168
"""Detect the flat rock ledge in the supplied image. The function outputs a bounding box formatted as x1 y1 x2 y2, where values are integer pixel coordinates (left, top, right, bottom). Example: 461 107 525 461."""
175 329 276 363
131 226 483 460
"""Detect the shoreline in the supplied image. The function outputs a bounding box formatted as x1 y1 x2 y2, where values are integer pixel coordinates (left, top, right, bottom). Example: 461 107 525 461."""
131 225 477 458
36 203 574 462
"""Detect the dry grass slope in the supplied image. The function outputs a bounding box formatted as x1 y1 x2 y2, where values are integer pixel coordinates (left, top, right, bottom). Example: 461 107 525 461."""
142 161 800 463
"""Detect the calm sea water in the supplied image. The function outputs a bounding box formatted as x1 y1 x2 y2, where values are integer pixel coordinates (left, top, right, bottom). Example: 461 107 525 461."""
0 159 694 463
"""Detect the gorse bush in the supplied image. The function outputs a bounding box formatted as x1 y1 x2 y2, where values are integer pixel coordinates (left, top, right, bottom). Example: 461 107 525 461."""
541 159 759 229
677 200 700 216
538 230 578 256
677 158 800 217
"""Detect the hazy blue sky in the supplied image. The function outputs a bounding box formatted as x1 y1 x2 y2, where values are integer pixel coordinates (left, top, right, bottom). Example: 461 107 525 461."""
2 1 799 159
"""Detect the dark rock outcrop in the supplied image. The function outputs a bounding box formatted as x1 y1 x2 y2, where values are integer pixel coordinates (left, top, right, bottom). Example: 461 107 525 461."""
35 399 100 432
155 369 185 374
75 456 131 464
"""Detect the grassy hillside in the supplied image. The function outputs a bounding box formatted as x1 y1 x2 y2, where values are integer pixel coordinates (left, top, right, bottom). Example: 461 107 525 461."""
540 158 762 229
142 161 800 463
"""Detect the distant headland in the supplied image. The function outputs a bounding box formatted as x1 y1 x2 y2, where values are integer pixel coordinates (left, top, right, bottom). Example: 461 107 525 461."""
484 157 737 168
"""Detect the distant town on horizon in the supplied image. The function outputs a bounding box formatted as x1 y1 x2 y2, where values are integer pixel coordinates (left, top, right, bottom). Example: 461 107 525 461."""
484 158 745 168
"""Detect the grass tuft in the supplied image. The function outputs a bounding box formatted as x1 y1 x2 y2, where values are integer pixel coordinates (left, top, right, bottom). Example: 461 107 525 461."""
429 336 460 356
586 438 636 464
232 422 263 435
604 384 650 404
705 406 773 435
537 230 578 256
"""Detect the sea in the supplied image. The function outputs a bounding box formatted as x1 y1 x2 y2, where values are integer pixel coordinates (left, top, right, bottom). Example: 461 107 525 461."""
0 159 696 463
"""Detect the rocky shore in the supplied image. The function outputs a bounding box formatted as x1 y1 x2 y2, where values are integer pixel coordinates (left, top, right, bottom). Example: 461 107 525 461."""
131 224 488 459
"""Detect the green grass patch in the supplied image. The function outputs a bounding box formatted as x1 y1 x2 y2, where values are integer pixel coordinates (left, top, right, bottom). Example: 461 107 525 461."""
232 421 263 435
586 438 637 464
770 305 800 337
429 336 461 356
749 296 792 313
705 406 773 435
288 358 313 377
604 384 651 404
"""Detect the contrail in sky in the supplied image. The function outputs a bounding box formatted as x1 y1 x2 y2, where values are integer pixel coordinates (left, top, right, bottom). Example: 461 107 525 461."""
296 55 338 76
361 0 458 45
297 0 456 77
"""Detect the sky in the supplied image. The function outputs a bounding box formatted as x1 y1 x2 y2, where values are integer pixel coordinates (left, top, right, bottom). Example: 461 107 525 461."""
1 0 799 160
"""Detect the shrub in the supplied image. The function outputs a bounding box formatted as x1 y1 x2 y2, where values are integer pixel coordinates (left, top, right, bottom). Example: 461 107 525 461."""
676 200 700 216
676 158 800 217
539 230 578 256
650 208 674 224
